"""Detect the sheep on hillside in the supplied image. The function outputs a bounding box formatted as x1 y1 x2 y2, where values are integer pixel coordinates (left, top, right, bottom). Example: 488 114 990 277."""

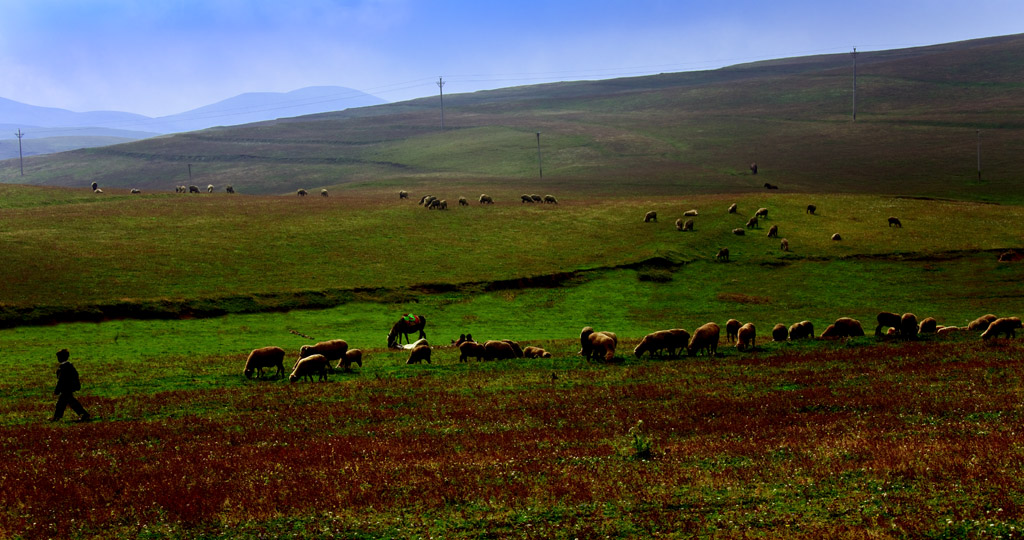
459 341 486 362
523 346 553 358
321 189 328 197
297 189 308 197
579 327 618 362
226 185 235 194
806 204 816 215
772 323 789 342
726 319 741 342
967 314 998 332
918 317 938 334
339 349 363 371
901 313 919 340
981 317 1023 340
544 195 558 204
746 216 759 229
683 209 698 217
875 311 902 337
189 185 200 194
735 323 756 351
207 184 215 193
788 320 814 340
521 194 534 203
767 224 778 238
406 344 432 364
459 196 468 206
399 190 409 199
780 238 789 251
484 340 518 360
479 194 494 204
831 233 842 241
644 211 657 223
755 207 769 218
717 247 730 261
732 228 745 236
243 346 286 379
728 203 738 214
289 354 329 382
298 340 349 371
888 216 902 228
633 329 690 359
687 322 720 357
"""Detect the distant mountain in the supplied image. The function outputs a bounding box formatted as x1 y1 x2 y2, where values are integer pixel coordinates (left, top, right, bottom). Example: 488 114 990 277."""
0 86 388 154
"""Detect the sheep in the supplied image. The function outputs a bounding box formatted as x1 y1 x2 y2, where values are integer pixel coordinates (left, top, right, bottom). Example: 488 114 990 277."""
297 189 308 197
289 354 329 382
243 346 286 379
459 341 486 362
531 194 543 202
521 194 534 203
831 233 842 241
321 189 328 197
687 322 720 357
130 188 141 194
888 217 902 228
788 321 814 340
675 218 683 231
681 219 694 232
207 184 214 193
90 182 98 191
750 163 758 174
936 326 965 338
683 209 698 217
732 228 745 236
716 247 730 261
644 211 657 223
822 317 864 338
725 319 741 342
484 340 518 360
544 195 558 204
767 224 778 238
458 196 468 206
806 204 816 215
298 340 349 366
501 340 525 358
735 323 756 351
764 183 778 190
189 185 200 194
875 311 902 337
745 216 759 229
772 323 789 342
918 317 938 334
226 185 235 194
406 344 432 364
427 198 441 210
981 317 1023 340
422 196 437 207
338 349 363 371
523 346 553 359
780 238 789 251
579 327 617 361
900 313 919 340
967 314 999 332
438 200 448 210
728 203 738 214
633 329 690 359
479 194 493 204
755 207 768 218
399 190 409 199
93 189 103 194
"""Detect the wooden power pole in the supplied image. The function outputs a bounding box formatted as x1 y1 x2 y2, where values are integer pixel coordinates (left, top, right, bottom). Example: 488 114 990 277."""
437 77 445 130
15 129 24 176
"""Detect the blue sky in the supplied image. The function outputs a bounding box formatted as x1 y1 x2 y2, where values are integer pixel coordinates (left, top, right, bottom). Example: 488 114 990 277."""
0 0 1021 117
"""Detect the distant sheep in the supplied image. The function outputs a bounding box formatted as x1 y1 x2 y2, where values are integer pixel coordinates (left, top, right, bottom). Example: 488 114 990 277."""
716 247 730 261
772 323 788 342
900 313 919 340
687 322 720 357
406 344 432 364
918 317 938 334
821 317 864 338
321 189 328 197
289 354 329 382
399 190 409 199
523 346 553 359
189 185 200 194
479 194 493 204
439 200 448 210
780 238 789 251
675 218 683 231
422 196 437 207
298 340 349 369
767 224 778 238
633 329 690 358
501 339 524 358
644 211 657 223
831 233 842 241
531 194 542 202
93 189 103 194
683 209 698 217
888 216 902 228
484 340 518 360
90 182 98 191
968 314 998 332
788 321 814 340
875 312 902 337
458 196 468 206
755 207 769 218
735 323 756 351
936 326 965 338
338 349 363 371
579 327 618 362
130 188 141 194
728 203 737 214
806 204 816 215
981 317 1022 340
726 319 741 342
682 219 694 231
226 185 235 194
459 341 486 362
427 198 441 210
207 184 214 193
521 194 534 203
297 189 308 197
732 228 745 236
544 195 558 204
745 216 758 229
764 183 778 190
243 346 286 379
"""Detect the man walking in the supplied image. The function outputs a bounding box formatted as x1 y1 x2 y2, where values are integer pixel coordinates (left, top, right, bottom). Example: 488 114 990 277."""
51 348 91 422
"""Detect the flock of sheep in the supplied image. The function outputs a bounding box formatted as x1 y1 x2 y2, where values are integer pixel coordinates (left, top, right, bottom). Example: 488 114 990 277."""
399 190 558 209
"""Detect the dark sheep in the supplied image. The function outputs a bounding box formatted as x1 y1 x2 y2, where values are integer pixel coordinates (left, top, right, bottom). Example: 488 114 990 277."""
297 189 308 197
633 329 690 358
822 317 864 338
458 341 486 362
189 185 200 194
458 196 468 206
981 317 1023 340
788 320 814 340
521 194 534 203
501 339 524 358
745 216 759 229
243 346 286 379
750 163 758 174
675 218 683 231
479 194 494 204
644 211 657 223
772 323 788 342
687 322 720 357
406 344 432 364
764 183 778 190
888 217 902 228
735 323 756 351
683 219 694 231
90 182 98 191
767 224 778 238
289 354 329 382
399 190 409 199
338 349 363 371
918 317 938 334
484 340 518 360
968 314 998 332
579 327 618 361
716 247 730 261
226 185 235 194
732 228 745 236
875 312 902 337
900 313 919 340
543 195 558 204
298 340 349 370
806 204 816 215
321 189 328 197
831 233 842 241
728 203 738 214
726 319 741 342
531 194 543 202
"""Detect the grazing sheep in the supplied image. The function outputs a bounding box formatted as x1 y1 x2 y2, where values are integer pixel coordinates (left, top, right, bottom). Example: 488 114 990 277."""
523 346 553 359
750 163 758 174
820 324 841 338
736 323 756 351
289 354 329 382
579 327 618 361
544 195 558 204
764 183 779 190
459 341 487 362
900 313 919 340
458 196 468 206
399 190 409 199
484 340 518 360
189 185 200 194
726 319 741 342
439 200 448 210
321 189 328 197
479 194 493 204
918 317 938 334
967 314 999 332
418 195 430 205
298 340 349 369
531 194 543 202
501 340 525 358
226 185 235 194
427 198 441 209
243 346 286 379
297 189 308 197
683 219 694 231
521 194 534 203
687 322 720 357
875 312 902 337
728 203 738 214
422 196 437 208
756 208 769 218
675 218 683 231
780 238 789 251
93 189 103 194
90 182 98 191
644 211 657 223
338 349 363 371
981 317 1023 340
130 188 141 194
746 216 759 229
683 209 698 217
716 247 730 261
406 344 432 364
806 204 816 215
633 329 690 359
772 323 789 342
732 228 745 236
888 216 902 228
767 224 778 238
822 317 864 338
936 326 965 338
788 320 814 340
831 233 842 241
207 184 214 193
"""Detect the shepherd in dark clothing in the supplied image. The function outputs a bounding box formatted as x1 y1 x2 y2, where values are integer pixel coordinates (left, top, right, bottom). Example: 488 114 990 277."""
51 349 91 422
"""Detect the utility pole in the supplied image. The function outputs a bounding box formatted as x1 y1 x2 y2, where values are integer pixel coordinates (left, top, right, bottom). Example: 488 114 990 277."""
15 129 24 176
188 163 192 183
536 132 543 179
852 47 858 122
976 129 982 181
437 77 445 130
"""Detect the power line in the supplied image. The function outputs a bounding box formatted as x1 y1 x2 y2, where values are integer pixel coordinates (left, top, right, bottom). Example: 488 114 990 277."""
437 77 445 130
15 128 24 176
